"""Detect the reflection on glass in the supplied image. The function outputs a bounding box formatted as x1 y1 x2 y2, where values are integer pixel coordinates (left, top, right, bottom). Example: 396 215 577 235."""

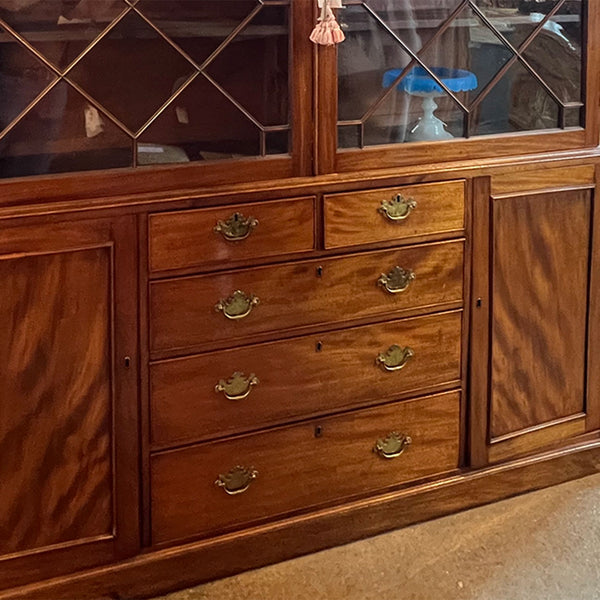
0 81 132 177
137 73 260 162
522 1 583 103
0 0 291 178
338 0 584 149
0 0 125 70
473 60 559 135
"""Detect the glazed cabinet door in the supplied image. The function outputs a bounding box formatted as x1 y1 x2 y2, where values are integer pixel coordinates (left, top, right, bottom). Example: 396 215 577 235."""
0 216 139 590
470 179 600 466
321 0 599 174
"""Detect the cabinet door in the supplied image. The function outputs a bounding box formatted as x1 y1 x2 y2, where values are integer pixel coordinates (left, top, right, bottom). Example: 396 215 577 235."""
0 0 313 189
470 183 600 465
324 0 599 174
0 216 138 589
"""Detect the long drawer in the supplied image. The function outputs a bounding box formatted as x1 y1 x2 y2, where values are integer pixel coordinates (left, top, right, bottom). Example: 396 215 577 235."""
151 311 462 447
151 391 460 544
324 181 465 249
149 196 316 273
150 240 464 354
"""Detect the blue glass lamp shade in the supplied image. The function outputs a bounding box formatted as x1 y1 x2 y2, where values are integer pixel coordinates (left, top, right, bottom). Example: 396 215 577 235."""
382 67 478 142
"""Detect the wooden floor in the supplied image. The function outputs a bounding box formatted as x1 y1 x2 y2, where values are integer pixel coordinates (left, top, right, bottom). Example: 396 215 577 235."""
156 474 600 600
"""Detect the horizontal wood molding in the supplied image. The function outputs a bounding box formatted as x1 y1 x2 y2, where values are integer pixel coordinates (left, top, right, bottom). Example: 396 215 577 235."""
489 416 587 464
491 165 596 196
1 440 599 600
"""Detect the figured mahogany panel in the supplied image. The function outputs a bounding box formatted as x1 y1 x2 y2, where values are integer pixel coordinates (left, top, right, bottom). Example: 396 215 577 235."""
150 240 464 355
0 248 113 556
151 311 462 447
151 391 460 544
149 197 316 273
324 181 465 249
490 189 591 440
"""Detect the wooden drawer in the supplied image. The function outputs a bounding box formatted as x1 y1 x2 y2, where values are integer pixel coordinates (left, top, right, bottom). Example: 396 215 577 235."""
324 181 465 249
151 391 460 544
150 240 464 355
149 197 316 273
151 311 462 447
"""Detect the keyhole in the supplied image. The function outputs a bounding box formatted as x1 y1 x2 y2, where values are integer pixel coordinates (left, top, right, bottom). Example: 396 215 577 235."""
315 425 323 438
124 356 131 368
316 266 323 278
316 341 323 352
476 298 482 308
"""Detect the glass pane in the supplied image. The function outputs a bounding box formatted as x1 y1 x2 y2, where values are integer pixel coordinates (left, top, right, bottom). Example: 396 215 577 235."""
338 123 361 149
265 129 288 155
473 0 544 49
68 11 195 133
136 0 259 67
206 5 289 127
0 0 126 70
565 105 583 128
419 4 514 105
338 0 585 148
0 27 57 127
472 60 560 135
0 80 132 178
522 0 583 103
137 73 260 162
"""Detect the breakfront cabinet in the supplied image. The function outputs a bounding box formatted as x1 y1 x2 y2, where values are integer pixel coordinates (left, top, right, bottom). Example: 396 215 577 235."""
0 2 599 598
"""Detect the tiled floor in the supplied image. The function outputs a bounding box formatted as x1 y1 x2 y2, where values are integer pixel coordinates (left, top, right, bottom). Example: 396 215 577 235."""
154 474 600 600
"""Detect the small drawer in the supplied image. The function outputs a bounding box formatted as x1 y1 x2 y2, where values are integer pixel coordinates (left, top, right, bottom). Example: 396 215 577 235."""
150 240 464 355
149 196 316 273
324 181 465 249
151 311 462 447
150 391 460 544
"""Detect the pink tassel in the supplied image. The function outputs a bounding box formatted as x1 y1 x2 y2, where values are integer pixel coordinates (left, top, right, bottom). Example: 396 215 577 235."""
310 4 345 46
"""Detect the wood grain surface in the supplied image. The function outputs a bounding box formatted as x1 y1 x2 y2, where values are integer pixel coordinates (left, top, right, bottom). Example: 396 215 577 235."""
150 391 460 544
490 189 591 439
150 240 464 355
324 181 465 249
149 197 316 273
0 248 113 556
150 311 463 447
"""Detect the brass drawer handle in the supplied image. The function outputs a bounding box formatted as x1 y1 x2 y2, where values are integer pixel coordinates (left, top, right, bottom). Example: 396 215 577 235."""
374 432 412 459
376 345 415 371
215 290 260 320
378 266 415 294
215 372 259 401
378 194 417 222
214 212 259 241
215 465 258 496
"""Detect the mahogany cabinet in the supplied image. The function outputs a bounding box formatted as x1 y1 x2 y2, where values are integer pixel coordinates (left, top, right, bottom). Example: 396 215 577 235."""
0 1 599 599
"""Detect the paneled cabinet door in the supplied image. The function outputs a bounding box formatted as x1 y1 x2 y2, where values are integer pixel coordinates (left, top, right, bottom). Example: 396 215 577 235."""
0 216 139 590
470 181 600 466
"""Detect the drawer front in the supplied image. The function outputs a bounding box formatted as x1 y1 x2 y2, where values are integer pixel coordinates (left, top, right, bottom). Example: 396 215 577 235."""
151 391 460 544
149 197 316 273
151 311 462 447
324 181 465 249
150 240 464 354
